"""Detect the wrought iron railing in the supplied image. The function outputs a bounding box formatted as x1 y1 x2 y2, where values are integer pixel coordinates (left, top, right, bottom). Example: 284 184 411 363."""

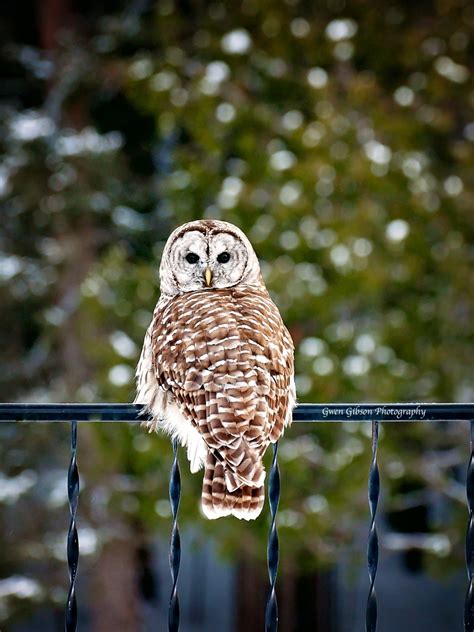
1 402 473 631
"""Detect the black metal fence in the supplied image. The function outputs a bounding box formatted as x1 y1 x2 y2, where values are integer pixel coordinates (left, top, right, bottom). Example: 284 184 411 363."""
1 402 474 631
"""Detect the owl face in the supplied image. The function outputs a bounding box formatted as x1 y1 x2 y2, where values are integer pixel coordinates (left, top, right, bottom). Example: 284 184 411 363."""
159 220 263 297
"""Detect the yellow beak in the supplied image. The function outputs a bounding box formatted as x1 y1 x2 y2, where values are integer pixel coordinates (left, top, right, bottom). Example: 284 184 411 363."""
204 268 212 286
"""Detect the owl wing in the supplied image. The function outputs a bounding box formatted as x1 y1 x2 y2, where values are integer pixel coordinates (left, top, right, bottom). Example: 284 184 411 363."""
150 287 295 487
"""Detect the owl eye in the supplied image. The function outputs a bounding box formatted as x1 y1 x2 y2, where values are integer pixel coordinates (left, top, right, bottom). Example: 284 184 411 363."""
186 252 200 264
217 252 230 263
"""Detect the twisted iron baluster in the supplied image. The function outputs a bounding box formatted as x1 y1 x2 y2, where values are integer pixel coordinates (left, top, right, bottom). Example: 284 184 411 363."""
168 439 181 632
65 420 79 632
465 420 474 631
265 441 280 632
366 420 379 632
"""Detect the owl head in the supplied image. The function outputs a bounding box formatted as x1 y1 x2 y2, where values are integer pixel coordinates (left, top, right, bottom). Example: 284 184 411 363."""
159 220 264 297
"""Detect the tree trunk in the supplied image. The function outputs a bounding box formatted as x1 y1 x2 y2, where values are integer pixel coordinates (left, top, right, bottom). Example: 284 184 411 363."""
90 537 140 632
36 0 73 50
236 555 268 631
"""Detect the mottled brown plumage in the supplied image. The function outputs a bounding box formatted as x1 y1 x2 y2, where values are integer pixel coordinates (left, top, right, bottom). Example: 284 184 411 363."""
135 220 295 519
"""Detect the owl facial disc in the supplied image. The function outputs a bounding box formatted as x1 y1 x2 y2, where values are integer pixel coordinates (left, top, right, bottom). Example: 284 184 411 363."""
159 219 262 296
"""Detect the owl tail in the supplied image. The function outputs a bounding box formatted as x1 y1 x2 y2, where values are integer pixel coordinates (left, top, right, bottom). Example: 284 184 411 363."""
201 452 265 521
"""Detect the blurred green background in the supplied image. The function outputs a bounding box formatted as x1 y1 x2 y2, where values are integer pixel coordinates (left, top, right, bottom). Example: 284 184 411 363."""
0 0 473 630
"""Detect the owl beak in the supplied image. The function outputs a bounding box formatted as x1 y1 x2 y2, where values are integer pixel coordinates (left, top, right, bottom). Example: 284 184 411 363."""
204 268 213 286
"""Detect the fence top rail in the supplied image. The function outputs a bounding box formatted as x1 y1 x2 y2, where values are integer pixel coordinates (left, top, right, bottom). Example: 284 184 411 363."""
0 403 472 423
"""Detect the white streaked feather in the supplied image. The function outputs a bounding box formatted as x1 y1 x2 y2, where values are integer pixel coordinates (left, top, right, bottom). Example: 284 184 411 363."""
135 328 207 472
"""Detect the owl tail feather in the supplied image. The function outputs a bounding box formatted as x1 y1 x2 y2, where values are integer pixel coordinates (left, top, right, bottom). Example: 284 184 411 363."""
201 453 265 521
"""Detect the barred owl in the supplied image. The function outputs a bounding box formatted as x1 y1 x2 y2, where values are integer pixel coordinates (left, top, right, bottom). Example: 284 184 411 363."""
135 220 295 520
